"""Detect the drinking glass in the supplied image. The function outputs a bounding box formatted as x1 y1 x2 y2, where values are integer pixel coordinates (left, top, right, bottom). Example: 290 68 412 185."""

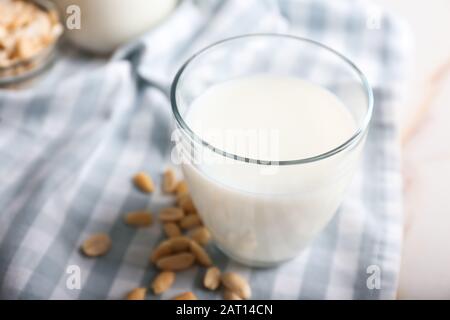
171 34 373 267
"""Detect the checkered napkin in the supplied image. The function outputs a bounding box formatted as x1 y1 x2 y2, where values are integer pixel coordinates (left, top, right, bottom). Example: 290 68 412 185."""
0 0 412 299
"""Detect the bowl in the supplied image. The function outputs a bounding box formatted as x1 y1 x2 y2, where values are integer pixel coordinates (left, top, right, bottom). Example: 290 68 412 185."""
0 0 63 88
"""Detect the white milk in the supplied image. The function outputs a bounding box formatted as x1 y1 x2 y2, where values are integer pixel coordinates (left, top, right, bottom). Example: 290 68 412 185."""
180 75 363 266
53 0 177 53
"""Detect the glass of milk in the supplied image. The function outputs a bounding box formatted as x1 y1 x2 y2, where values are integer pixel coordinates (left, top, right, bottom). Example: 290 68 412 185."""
171 34 373 267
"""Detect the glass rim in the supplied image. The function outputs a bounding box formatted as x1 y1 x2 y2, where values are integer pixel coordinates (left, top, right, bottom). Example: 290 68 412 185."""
170 33 374 166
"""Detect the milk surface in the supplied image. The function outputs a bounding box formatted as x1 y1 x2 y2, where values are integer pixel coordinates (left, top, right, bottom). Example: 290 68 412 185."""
180 75 362 266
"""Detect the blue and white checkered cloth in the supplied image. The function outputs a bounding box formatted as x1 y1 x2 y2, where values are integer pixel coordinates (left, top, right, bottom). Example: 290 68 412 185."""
0 0 412 299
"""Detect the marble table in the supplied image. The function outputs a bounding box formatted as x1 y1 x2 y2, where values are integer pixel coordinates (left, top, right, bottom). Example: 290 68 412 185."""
373 0 450 299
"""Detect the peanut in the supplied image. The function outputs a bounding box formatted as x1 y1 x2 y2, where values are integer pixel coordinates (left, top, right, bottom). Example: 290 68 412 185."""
126 288 147 300
190 227 211 246
151 271 175 295
124 210 153 227
221 272 251 299
81 233 111 257
150 236 192 264
179 214 202 230
177 194 197 214
159 207 184 222
156 252 195 271
204 267 221 290
172 292 198 300
163 222 182 238
189 240 212 267
162 168 177 193
223 290 243 300
133 172 155 193
169 236 191 253
150 241 173 263
175 180 189 196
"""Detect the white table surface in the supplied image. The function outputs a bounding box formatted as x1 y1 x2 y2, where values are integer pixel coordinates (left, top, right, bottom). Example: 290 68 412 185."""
372 0 450 299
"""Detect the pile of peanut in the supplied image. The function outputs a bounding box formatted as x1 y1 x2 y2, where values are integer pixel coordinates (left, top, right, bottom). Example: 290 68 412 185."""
0 0 62 71
81 168 251 300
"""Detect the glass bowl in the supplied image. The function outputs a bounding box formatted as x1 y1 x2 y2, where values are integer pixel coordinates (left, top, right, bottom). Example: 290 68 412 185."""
0 0 63 88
